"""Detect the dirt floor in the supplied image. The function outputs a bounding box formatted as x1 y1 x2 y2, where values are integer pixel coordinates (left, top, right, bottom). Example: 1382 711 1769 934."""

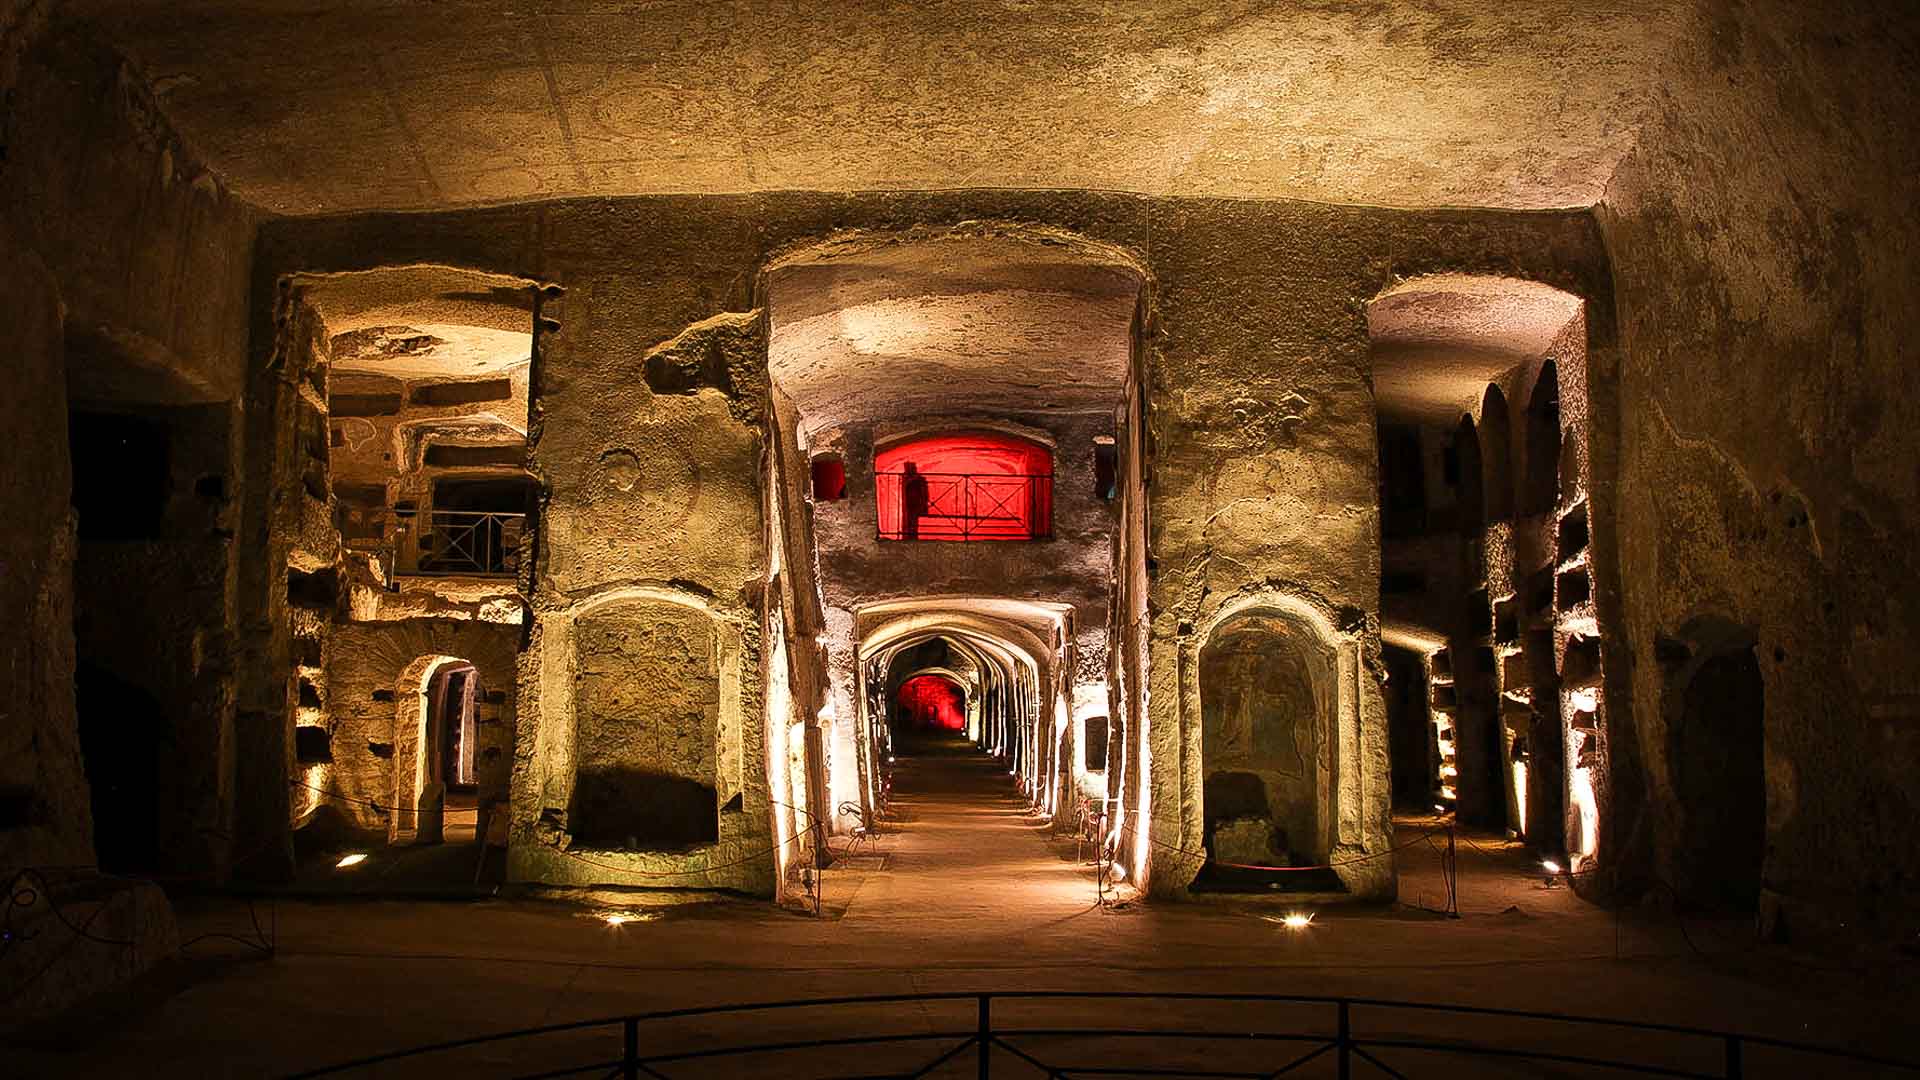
8 741 1916 1077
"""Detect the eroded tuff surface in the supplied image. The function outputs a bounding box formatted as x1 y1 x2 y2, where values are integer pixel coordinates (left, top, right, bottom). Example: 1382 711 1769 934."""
70 0 1684 213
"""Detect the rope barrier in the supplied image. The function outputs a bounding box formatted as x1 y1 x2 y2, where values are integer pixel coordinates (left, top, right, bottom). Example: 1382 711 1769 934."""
1116 818 1452 873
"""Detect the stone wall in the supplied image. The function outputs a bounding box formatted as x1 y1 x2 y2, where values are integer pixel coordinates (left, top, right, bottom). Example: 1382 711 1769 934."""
0 8 258 881
255 190 1615 903
315 619 519 842
1596 0 1920 937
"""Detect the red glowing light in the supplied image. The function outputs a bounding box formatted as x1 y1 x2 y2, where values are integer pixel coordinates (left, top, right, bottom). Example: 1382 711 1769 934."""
875 432 1052 540
897 674 968 731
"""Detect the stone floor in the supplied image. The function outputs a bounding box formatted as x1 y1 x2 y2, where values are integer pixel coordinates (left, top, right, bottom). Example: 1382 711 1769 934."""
9 741 1917 1077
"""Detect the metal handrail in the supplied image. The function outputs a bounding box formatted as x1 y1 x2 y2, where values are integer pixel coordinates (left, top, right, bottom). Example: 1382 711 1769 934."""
284 989 1919 1079
356 509 526 579
875 470 1054 541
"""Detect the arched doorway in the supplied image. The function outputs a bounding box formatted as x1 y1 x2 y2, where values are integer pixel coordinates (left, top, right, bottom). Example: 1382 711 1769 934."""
1671 644 1765 909
1480 384 1513 521
1523 361 1560 516
393 655 479 845
1453 415 1485 529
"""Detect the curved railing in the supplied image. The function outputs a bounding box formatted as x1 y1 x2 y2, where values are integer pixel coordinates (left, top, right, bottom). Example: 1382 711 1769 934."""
283 990 1917 1079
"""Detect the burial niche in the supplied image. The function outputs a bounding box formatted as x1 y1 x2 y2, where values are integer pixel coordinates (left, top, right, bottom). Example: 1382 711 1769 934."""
570 600 721 850
1200 612 1328 869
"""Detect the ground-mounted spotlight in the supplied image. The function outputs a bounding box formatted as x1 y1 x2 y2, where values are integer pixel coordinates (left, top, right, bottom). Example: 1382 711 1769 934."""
1282 911 1315 930
594 909 657 928
335 853 367 869
1541 858 1562 888
1107 863 1127 884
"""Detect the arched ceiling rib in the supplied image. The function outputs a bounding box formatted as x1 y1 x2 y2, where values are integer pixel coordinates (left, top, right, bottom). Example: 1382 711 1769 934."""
73 0 1687 215
1367 275 1582 426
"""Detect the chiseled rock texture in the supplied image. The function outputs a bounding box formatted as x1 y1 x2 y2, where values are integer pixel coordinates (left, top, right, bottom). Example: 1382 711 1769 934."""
1597 0 1920 939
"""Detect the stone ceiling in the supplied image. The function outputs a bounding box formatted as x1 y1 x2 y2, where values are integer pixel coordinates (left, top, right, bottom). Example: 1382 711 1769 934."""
767 237 1140 434
71 0 1688 216
1367 274 1582 426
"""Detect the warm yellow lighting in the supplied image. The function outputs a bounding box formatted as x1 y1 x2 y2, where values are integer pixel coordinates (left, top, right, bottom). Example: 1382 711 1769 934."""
1282 912 1314 930
1439 784 1457 800
335 853 367 868
1541 859 1562 874
1512 760 1529 834
1570 687 1599 712
1108 863 1127 883
1439 765 1458 778
596 909 657 927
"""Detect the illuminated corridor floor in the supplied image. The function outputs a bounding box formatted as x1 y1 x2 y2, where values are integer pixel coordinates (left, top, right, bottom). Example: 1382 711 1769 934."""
827 736 1108 934
10 753 1918 1075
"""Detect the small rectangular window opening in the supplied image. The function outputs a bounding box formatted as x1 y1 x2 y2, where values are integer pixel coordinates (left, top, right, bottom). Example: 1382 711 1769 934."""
811 454 847 501
1094 439 1119 501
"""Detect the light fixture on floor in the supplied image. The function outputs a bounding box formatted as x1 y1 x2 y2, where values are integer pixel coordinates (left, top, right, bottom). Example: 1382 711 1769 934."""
1541 858 1562 888
335 853 367 869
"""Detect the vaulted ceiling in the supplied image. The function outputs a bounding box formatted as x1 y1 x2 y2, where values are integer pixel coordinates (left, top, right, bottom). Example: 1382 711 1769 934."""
71 0 1689 216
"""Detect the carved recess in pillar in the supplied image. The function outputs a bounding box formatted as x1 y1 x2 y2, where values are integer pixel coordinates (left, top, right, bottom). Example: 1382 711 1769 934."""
569 599 721 850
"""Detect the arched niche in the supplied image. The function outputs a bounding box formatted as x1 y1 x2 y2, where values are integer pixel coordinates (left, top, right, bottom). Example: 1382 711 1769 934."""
1523 361 1561 516
567 596 724 850
1199 610 1336 868
1663 617 1765 910
1454 415 1485 529
1480 384 1514 521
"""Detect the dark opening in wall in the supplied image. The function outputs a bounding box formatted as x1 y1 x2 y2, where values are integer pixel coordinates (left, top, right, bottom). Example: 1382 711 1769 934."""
423 443 526 469
1084 716 1111 771
1453 416 1484 529
1494 598 1519 645
1562 635 1602 685
1671 646 1765 910
1525 568 1555 616
1557 567 1591 611
811 454 847 501
1094 440 1119 501
1523 361 1561 516
410 378 514 407
1432 683 1458 708
1558 501 1590 557
75 663 162 872
1480 385 1513 521
287 567 339 610
1383 646 1434 810
1381 569 1426 595
1378 424 1427 539
1431 649 1453 678
1464 589 1491 638
294 725 333 764
69 411 170 540
569 772 720 850
434 476 537 514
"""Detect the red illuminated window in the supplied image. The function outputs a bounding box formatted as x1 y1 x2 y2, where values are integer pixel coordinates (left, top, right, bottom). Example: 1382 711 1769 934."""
896 674 967 731
875 432 1053 541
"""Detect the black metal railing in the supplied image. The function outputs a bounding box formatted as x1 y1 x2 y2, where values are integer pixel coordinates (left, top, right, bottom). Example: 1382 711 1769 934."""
357 509 526 578
283 990 1918 1079
875 471 1053 541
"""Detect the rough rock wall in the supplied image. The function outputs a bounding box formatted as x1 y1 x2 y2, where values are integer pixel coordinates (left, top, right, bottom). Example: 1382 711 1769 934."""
1596 0 1920 937
1 9 257 880
0 229 90 875
256 191 1613 901
1136 198 1613 899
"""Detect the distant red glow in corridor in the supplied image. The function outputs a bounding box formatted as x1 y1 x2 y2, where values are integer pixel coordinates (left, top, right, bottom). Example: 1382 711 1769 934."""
897 674 967 731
